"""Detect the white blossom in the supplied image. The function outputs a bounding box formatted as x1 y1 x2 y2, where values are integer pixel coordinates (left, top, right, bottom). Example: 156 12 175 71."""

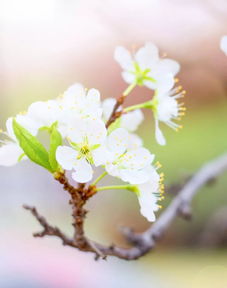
59 83 102 121
56 118 107 183
114 43 180 92
26 83 102 137
102 98 144 132
136 169 164 222
151 86 186 145
105 128 154 184
220 36 227 55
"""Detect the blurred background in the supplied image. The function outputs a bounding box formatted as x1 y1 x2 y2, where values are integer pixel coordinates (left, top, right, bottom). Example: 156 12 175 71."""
0 0 227 287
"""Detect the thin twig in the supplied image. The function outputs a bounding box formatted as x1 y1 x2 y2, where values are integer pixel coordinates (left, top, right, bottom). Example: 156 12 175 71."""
24 154 227 260
105 95 125 128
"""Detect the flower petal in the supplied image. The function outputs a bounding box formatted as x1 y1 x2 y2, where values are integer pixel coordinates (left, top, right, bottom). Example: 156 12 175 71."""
6 118 16 141
92 146 111 166
63 83 85 103
87 88 100 103
157 59 180 76
56 146 78 170
27 100 60 128
137 173 161 222
220 36 227 55
155 119 166 146
102 98 117 121
114 46 134 70
0 142 24 166
107 128 129 155
121 148 154 170
156 73 175 93
121 109 144 132
120 166 152 184
135 42 159 69
68 119 107 145
72 159 93 183
16 114 39 136
85 119 107 145
122 71 136 84
127 133 143 149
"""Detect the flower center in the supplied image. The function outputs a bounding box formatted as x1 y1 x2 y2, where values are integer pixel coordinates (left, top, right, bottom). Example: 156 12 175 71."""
80 145 90 156
132 62 156 86
77 144 93 163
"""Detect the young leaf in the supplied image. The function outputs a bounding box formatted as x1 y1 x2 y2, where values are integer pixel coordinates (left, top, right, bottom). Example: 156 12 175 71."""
49 123 62 172
13 119 53 172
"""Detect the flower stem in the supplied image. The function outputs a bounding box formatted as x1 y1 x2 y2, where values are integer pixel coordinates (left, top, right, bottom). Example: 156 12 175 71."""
96 185 133 192
123 82 137 97
91 171 107 186
124 100 153 112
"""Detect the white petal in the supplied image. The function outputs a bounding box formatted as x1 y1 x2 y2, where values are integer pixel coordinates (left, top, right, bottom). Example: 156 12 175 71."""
121 148 154 170
127 133 143 149
85 119 107 145
67 118 87 143
72 159 93 183
102 98 117 121
16 114 39 136
143 79 156 90
56 146 78 170
138 176 161 222
135 42 159 69
157 59 180 76
6 118 16 141
138 192 156 222
155 120 166 146
107 128 129 155
156 94 178 122
27 100 60 128
122 71 136 84
121 110 144 132
68 118 107 145
63 83 85 102
120 166 152 184
114 46 134 70
0 143 24 166
105 162 120 178
155 73 175 93
220 36 227 55
92 146 111 166
87 88 100 103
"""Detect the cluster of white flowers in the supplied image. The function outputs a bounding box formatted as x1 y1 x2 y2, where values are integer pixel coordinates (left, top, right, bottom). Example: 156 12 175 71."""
0 42 186 222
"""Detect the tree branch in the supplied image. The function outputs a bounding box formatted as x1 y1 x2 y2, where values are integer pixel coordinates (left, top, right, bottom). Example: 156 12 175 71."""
105 95 125 128
24 153 227 260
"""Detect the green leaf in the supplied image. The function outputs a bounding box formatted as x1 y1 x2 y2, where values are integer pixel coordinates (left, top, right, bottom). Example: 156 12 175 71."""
107 117 121 135
13 119 53 172
49 123 62 172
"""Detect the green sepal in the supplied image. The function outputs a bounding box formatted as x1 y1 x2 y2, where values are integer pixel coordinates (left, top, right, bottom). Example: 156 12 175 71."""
90 144 101 150
49 122 62 172
17 153 26 162
13 119 53 172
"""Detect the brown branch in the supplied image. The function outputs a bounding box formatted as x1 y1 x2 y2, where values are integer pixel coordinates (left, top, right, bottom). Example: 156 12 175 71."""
23 205 76 247
105 95 125 128
198 206 227 247
24 154 227 260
